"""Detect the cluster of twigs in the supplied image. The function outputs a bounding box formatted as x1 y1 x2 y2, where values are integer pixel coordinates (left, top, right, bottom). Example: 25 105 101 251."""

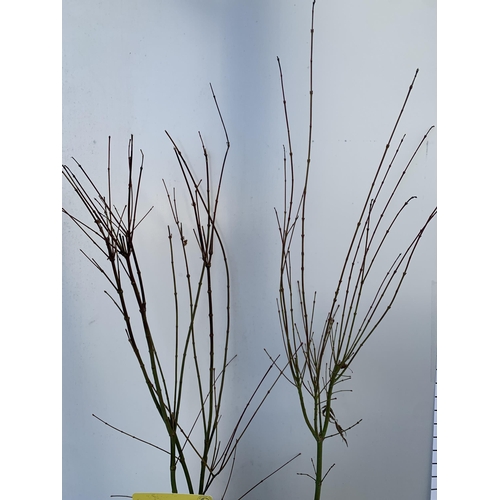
63 86 296 498
275 1 436 499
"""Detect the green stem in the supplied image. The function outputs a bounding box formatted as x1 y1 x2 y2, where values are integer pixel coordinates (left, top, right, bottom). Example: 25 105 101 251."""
314 436 323 500
170 437 178 493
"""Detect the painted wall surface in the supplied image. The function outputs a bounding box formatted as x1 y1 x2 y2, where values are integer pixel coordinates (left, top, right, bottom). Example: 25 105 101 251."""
62 1 437 499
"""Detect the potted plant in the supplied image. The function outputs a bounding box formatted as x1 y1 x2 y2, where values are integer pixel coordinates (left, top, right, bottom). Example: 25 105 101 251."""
273 1 436 499
63 87 297 500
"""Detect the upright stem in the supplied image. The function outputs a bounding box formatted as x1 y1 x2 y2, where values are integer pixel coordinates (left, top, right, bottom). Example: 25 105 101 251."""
314 437 324 500
300 0 316 338
170 439 178 493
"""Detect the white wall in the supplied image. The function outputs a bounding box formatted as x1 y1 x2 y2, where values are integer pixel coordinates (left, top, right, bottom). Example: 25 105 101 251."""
62 1 437 499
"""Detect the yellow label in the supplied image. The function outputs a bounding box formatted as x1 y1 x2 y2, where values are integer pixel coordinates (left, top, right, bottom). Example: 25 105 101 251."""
133 494 212 500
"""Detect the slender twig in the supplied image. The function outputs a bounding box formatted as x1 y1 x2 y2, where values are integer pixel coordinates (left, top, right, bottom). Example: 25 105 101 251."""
235 453 302 500
92 414 171 455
